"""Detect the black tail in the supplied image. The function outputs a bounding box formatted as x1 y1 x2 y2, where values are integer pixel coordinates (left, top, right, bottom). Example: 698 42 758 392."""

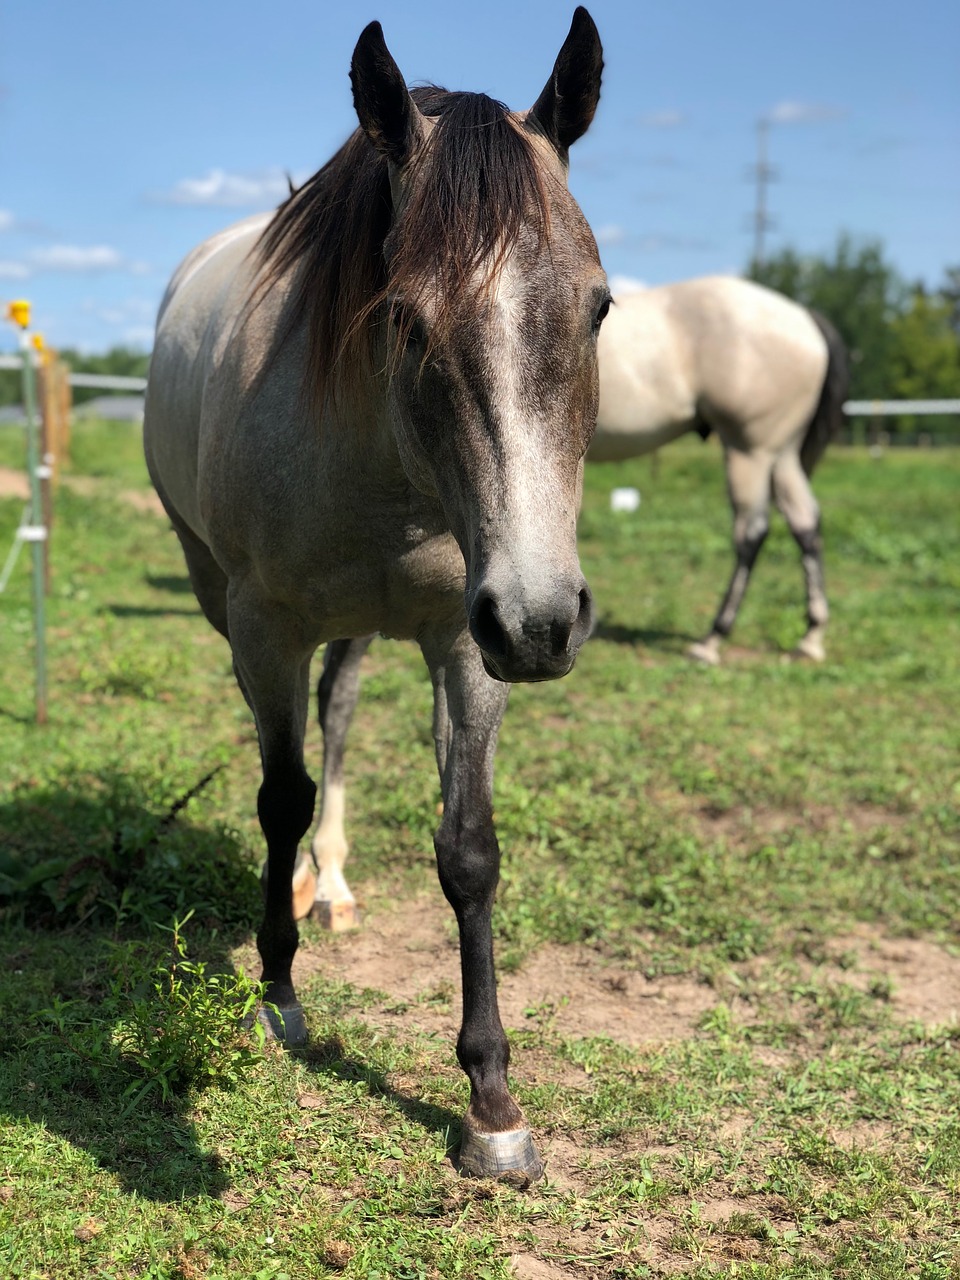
801 311 849 475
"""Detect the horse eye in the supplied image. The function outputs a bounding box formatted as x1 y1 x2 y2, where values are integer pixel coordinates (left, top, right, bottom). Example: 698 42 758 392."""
391 302 427 349
593 297 612 332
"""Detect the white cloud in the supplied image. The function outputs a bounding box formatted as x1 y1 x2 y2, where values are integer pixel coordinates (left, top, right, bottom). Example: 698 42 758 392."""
637 109 687 129
608 274 647 296
30 245 124 272
636 233 713 253
0 260 30 280
159 167 294 208
19 245 149 275
594 224 627 247
767 101 846 125
81 297 156 327
123 325 156 348
0 210 14 233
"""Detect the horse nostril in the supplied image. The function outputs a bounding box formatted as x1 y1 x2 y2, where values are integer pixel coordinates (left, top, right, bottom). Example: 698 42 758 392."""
548 586 594 657
571 584 595 647
470 592 509 659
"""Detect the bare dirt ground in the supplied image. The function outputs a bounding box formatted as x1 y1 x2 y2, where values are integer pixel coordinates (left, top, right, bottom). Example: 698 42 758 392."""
298 891 726 1046
0 466 165 515
293 892 960 1045
280 895 960 1276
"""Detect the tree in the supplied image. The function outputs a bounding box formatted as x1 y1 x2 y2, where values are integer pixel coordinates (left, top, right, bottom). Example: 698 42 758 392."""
749 237 960 434
57 346 150 406
749 233 907 400
0 345 151 411
938 265 960 337
886 290 960 430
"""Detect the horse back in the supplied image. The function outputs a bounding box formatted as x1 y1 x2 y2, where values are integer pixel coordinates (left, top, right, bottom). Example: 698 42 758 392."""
144 217 272 543
666 277 828 453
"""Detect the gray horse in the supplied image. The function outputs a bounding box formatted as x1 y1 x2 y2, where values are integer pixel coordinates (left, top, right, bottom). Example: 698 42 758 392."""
144 10 608 1181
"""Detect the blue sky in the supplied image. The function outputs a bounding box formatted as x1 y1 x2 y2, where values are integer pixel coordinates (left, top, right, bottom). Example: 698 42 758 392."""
1 0 957 352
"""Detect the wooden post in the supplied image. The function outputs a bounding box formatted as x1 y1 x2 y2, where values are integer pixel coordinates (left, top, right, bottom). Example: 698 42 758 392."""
57 357 72 476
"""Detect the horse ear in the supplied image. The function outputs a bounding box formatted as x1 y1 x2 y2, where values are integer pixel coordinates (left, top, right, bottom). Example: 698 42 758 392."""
350 21 424 167
527 7 603 157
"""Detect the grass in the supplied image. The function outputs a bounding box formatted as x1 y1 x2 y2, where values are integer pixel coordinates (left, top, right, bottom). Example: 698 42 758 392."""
0 420 958 1277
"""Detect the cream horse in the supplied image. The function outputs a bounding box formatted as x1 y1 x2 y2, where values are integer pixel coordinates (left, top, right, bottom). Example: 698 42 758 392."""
591 276 848 663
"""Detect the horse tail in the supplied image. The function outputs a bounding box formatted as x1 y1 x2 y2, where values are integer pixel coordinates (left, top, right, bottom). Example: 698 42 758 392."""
801 310 849 475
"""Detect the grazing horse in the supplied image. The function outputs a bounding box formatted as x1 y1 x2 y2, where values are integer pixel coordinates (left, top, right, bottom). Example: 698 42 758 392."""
143 11 607 1181
591 276 848 664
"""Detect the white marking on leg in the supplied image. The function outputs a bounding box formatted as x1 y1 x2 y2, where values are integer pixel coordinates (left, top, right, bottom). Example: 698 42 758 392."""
311 778 354 905
795 624 826 662
687 633 722 665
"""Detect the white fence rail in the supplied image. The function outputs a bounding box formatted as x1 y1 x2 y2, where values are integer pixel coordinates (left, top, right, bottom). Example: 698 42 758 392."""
0 355 147 392
843 400 960 417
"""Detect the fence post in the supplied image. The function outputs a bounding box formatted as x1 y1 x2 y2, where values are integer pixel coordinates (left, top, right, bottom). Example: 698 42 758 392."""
35 337 55 593
5 301 48 724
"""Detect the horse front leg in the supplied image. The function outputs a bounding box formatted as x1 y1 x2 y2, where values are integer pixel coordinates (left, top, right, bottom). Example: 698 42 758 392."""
422 625 542 1182
230 591 317 1044
309 635 375 929
689 445 772 665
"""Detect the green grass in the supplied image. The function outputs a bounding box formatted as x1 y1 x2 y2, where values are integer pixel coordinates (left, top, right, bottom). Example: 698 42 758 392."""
0 422 958 1277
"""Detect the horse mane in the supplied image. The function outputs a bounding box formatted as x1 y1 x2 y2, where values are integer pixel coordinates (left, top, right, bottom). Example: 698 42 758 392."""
255 86 553 417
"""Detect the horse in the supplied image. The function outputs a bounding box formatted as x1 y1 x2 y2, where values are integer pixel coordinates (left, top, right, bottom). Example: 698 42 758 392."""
591 276 849 664
143 10 607 1182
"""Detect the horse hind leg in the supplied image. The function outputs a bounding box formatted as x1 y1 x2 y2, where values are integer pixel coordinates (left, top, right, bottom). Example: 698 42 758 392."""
772 452 828 661
688 446 772 665
308 634 374 930
422 624 542 1183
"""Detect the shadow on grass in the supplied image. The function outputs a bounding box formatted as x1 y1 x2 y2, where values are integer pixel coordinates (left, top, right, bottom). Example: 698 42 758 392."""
296 1036 462 1156
0 706 33 725
592 617 697 650
145 575 194 594
0 1046 231 1201
104 604 202 618
0 772 261 1202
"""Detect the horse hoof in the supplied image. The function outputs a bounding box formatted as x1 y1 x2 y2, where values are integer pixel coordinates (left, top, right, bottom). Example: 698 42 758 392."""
793 639 826 662
257 1002 309 1046
457 1126 544 1184
686 640 721 666
309 898 361 931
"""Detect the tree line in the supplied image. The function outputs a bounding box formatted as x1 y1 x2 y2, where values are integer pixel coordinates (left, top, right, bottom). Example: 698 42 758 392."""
750 235 960 435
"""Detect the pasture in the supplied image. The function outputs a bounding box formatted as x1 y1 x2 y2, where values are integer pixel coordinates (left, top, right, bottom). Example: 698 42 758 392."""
0 422 958 1278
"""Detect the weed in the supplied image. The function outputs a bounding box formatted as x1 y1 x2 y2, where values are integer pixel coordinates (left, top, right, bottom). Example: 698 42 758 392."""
36 913 271 1108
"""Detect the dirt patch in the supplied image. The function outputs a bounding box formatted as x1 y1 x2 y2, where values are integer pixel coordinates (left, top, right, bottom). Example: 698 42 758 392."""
278 903 959 1275
694 800 908 845
0 466 165 516
509 1254 571 1280
291 897 960 1059
294 892 730 1048
850 931 960 1027
0 467 29 501
117 487 165 515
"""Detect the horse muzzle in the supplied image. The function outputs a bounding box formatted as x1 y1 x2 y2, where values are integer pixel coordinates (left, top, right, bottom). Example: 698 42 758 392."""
468 580 595 683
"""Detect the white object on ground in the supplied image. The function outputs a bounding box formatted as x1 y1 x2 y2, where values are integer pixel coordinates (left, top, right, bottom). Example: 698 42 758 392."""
610 486 641 512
